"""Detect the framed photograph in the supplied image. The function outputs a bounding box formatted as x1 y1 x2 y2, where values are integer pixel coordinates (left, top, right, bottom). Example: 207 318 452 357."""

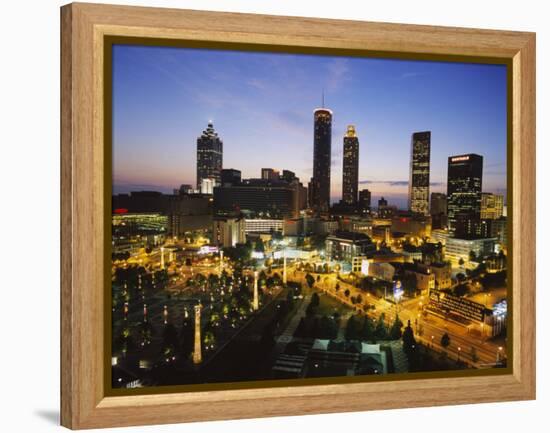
61 3 536 429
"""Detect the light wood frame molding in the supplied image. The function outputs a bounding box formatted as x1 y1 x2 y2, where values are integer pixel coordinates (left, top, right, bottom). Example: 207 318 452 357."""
61 2 536 429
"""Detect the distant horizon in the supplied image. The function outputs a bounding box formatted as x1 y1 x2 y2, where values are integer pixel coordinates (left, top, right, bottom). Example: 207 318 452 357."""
113 45 507 207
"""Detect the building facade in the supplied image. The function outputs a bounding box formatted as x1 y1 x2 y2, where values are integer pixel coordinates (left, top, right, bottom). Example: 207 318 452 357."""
196 122 223 189
481 193 504 219
342 125 359 205
213 179 296 218
325 231 376 262
445 236 496 266
447 154 483 233
408 131 431 215
311 108 332 214
212 217 246 247
359 189 371 212
430 192 447 229
220 168 241 186
244 218 284 234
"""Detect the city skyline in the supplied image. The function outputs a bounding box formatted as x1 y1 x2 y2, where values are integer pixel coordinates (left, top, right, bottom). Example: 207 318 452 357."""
112 45 507 208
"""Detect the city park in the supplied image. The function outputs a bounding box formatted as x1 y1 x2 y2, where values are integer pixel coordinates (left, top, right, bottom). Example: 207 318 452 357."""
110 233 506 388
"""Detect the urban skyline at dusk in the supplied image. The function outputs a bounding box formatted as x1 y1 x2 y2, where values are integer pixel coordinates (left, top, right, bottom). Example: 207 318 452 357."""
110 44 509 389
112 45 507 207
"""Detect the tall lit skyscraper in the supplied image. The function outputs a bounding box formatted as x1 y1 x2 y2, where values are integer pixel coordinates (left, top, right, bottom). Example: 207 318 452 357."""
408 131 431 215
311 107 332 213
447 153 483 233
196 121 223 189
342 125 359 205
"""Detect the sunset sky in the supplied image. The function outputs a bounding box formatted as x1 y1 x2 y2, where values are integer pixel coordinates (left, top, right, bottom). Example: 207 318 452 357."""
112 44 507 209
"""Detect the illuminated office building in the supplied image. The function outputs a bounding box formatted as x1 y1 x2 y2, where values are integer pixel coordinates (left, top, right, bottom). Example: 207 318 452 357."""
481 193 504 219
311 107 332 214
196 121 223 189
447 153 483 233
408 131 431 215
342 125 359 205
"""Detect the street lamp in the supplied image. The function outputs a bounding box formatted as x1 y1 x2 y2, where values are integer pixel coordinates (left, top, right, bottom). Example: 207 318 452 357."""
457 346 461 362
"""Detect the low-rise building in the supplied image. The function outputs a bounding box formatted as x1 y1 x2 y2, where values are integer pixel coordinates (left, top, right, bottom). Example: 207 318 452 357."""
326 231 376 262
391 213 432 240
445 237 497 267
212 217 246 247
424 262 452 289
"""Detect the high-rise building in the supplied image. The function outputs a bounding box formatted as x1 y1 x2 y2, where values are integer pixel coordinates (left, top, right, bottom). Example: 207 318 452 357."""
447 154 483 233
430 192 447 229
220 168 241 186
430 192 447 216
481 193 504 219
196 122 223 189
311 107 332 214
359 189 371 211
342 125 359 205
408 131 431 215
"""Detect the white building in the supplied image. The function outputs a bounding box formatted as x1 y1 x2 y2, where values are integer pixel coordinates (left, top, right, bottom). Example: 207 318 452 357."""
244 218 284 234
200 178 216 195
445 237 497 266
212 217 245 247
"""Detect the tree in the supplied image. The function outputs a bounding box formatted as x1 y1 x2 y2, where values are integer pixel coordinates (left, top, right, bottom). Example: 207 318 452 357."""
453 283 470 297
344 289 351 298
335 283 340 292
361 316 375 341
161 323 179 357
255 239 265 253
440 333 451 351
345 315 361 340
305 273 315 288
374 313 388 340
469 250 477 262
389 315 403 340
402 320 416 356
318 315 338 339
310 292 320 307
458 257 465 267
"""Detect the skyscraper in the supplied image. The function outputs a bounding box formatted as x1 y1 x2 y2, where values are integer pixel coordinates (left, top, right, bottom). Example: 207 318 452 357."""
430 192 447 230
447 153 483 233
359 189 371 211
311 107 332 214
408 131 431 215
196 122 223 189
342 125 359 205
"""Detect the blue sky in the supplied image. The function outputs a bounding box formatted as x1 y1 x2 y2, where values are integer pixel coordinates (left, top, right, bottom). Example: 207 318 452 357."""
112 45 507 208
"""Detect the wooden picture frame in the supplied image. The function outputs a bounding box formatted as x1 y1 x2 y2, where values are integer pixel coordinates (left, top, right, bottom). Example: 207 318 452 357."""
61 2 536 429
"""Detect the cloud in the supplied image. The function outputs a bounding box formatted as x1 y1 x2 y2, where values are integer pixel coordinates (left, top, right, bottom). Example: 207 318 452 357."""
359 180 444 187
247 78 267 91
325 58 351 92
399 72 429 80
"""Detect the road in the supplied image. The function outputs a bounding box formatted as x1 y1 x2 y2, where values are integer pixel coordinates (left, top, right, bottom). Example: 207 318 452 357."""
286 266 505 368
